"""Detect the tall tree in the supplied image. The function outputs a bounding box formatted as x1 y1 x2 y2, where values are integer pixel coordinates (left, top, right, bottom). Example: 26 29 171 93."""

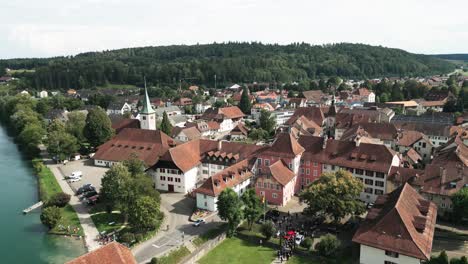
123 153 146 177
259 110 275 135
83 107 114 148
128 196 160 231
217 188 243 237
300 170 365 223
47 130 79 161
241 188 262 230
100 163 133 219
159 111 172 135
239 86 252 114
451 187 468 224
66 111 87 142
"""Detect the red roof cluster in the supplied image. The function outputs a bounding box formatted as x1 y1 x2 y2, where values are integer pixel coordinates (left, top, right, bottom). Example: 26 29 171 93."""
66 242 136 264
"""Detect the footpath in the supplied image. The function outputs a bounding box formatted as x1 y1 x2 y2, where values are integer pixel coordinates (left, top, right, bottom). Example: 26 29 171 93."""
48 163 101 252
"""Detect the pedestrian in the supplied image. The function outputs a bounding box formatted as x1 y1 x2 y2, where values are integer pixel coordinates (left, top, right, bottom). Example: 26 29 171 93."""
280 256 283 263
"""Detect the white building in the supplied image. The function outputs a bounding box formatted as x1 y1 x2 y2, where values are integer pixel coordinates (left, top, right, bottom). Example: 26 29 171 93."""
38 90 48 98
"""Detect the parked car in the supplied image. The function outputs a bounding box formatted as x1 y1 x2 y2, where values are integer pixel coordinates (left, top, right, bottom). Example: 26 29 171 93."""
366 203 374 209
68 177 81 183
295 234 304 245
86 195 100 205
192 219 205 227
70 171 83 178
76 184 95 195
80 190 98 201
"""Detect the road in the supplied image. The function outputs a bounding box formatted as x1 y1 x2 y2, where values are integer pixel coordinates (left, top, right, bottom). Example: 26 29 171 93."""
132 192 222 264
47 162 102 251
432 231 468 259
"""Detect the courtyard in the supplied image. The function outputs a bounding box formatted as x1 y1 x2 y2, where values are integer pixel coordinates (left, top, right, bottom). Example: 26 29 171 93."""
59 159 108 192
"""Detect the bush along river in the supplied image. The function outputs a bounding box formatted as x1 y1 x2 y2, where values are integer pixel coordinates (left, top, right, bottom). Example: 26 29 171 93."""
0 125 86 263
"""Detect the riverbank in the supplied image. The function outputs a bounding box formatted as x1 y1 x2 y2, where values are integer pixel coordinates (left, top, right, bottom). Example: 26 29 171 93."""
0 124 86 263
32 159 85 236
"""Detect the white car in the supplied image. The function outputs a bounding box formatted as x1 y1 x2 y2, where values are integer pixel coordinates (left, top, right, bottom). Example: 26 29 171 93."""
71 171 83 178
68 177 81 183
295 234 304 245
192 219 205 227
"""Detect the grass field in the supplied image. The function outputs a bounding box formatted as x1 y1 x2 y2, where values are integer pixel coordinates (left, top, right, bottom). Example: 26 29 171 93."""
91 212 125 233
155 246 191 264
32 159 83 236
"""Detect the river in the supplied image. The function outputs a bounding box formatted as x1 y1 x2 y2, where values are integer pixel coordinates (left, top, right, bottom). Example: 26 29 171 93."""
0 125 86 264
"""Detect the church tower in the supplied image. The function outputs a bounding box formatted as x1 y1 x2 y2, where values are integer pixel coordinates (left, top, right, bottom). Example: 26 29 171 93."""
140 84 156 130
325 95 337 138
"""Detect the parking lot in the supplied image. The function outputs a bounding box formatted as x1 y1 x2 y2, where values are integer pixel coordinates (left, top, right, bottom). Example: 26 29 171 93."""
59 159 108 193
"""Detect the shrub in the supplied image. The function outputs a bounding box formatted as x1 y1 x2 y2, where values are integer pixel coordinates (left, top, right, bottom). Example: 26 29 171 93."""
120 232 135 244
301 237 314 250
150 257 158 264
40 206 62 229
315 234 340 257
47 192 71 207
135 233 144 242
260 221 276 241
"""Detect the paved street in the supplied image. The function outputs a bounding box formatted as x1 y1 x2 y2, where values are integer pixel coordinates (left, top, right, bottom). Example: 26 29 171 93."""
132 192 222 264
432 231 468 259
47 162 102 251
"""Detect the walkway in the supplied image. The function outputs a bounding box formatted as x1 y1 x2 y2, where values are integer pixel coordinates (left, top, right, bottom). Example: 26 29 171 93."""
48 164 101 252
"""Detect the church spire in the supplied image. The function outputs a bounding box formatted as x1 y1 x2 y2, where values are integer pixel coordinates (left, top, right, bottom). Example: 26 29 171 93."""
141 77 155 114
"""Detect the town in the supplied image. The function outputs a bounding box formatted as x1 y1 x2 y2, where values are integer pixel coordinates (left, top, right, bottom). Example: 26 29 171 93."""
0 66 466 264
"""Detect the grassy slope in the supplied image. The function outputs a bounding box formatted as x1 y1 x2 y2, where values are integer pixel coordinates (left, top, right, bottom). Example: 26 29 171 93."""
33 159 83 235
90 212 125 233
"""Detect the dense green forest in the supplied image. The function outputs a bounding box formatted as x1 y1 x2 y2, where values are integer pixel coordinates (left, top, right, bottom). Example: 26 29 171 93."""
0 42 455 91
433 54 468 61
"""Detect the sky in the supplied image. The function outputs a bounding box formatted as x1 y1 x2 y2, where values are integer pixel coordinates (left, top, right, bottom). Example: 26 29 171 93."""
1 0 467 59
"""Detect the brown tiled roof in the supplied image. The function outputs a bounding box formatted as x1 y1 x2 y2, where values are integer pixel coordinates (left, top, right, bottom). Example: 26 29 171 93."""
335 113 373 129
171 126 201 141
285 107 325 126
397 130 425 147
261 133 305 158
393 122 451 137
195 159 253 197
354 88 372 97
298 135 324 160
341 123 398 142
406 148 422 163
66 242 136 264
93 128 173 167
201 106 245 120
266 160 296 186
388 166 424 187
352 183 437 260
159 140 263 173
230 123 249 136
112 118 140 134
419 164 467 196
316 139 396 173
302 90 324 102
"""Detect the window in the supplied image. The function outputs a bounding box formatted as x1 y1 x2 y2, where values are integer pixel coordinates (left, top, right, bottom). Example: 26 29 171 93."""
160 176 166 181
441 203 446 208
204 201 208 207
175 178 181 183
289 163 292 169
423 142 426 148
300 159 304 165
257 182 261 187
265 159 270 166
272 193 278 198
365 179 373 185
142 116 147 120
168 177 173 182
257 158 262 165
202 170 208 174
258 168 262 174
301 168 305 174
365 170 374 177
375 189 383 195
204 194 207 199
364 187 373 194
218 165 223 170
375 181 384 187
355 169 363 175
331 165 336 170
306 161 310 166
306 169 310 175
376 172 384 178
384 261 397 264
306 179 310 184
276 184 280 190
313 170 318 177
385 251 399 258
263 182 267 188
356 177 363 182
313 162 318 167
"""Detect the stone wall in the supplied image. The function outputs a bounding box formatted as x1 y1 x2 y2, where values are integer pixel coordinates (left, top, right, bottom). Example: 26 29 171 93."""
181 233 227 264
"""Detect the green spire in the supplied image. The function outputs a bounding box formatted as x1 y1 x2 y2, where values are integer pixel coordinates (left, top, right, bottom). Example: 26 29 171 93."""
141 79 155 114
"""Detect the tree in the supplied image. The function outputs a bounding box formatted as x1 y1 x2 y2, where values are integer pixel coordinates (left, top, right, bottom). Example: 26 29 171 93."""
443 100 460 113
128 196 160 231
217 188 243 237
451 187 468 223
47 192 71 207
84 107 114 148
301 237 314 250
380 93 389 103
315 234 340 257
239 87 252 114
100 163 133 218
66 111 87 142
47 130 79 161
260 221 276 241
123 153 146 177
48 119 66 134
159 111 172 135
300 170 365 223
241 188 262 230
40 206 62 229
18 123 46 156
259 110 275 135
249 128 269 141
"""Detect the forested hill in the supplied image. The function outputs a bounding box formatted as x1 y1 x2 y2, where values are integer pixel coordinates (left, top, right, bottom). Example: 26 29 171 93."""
0 42 455 90
432 54 468 61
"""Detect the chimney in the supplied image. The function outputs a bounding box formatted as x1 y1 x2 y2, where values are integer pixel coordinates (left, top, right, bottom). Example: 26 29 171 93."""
218 140 222 150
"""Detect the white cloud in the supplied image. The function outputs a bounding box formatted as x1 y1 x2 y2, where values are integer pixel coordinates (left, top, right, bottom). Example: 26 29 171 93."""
1 0 467 58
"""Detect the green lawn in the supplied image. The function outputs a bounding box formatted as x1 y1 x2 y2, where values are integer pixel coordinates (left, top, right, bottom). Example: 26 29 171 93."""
32 159 84 236
91 212 125 233
155 246 191 264
193 223 227 246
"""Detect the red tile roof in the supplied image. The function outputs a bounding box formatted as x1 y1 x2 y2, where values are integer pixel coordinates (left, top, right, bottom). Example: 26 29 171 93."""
66 242 136 264
171 126 202 141
195 159 253 197
93 128 173 167
397 130 427 147
352 183 437 260
112 118 140 134
267 160 296 186
261 133 305 158
201 106 245 120
286 107 325 126
341 123 398 142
